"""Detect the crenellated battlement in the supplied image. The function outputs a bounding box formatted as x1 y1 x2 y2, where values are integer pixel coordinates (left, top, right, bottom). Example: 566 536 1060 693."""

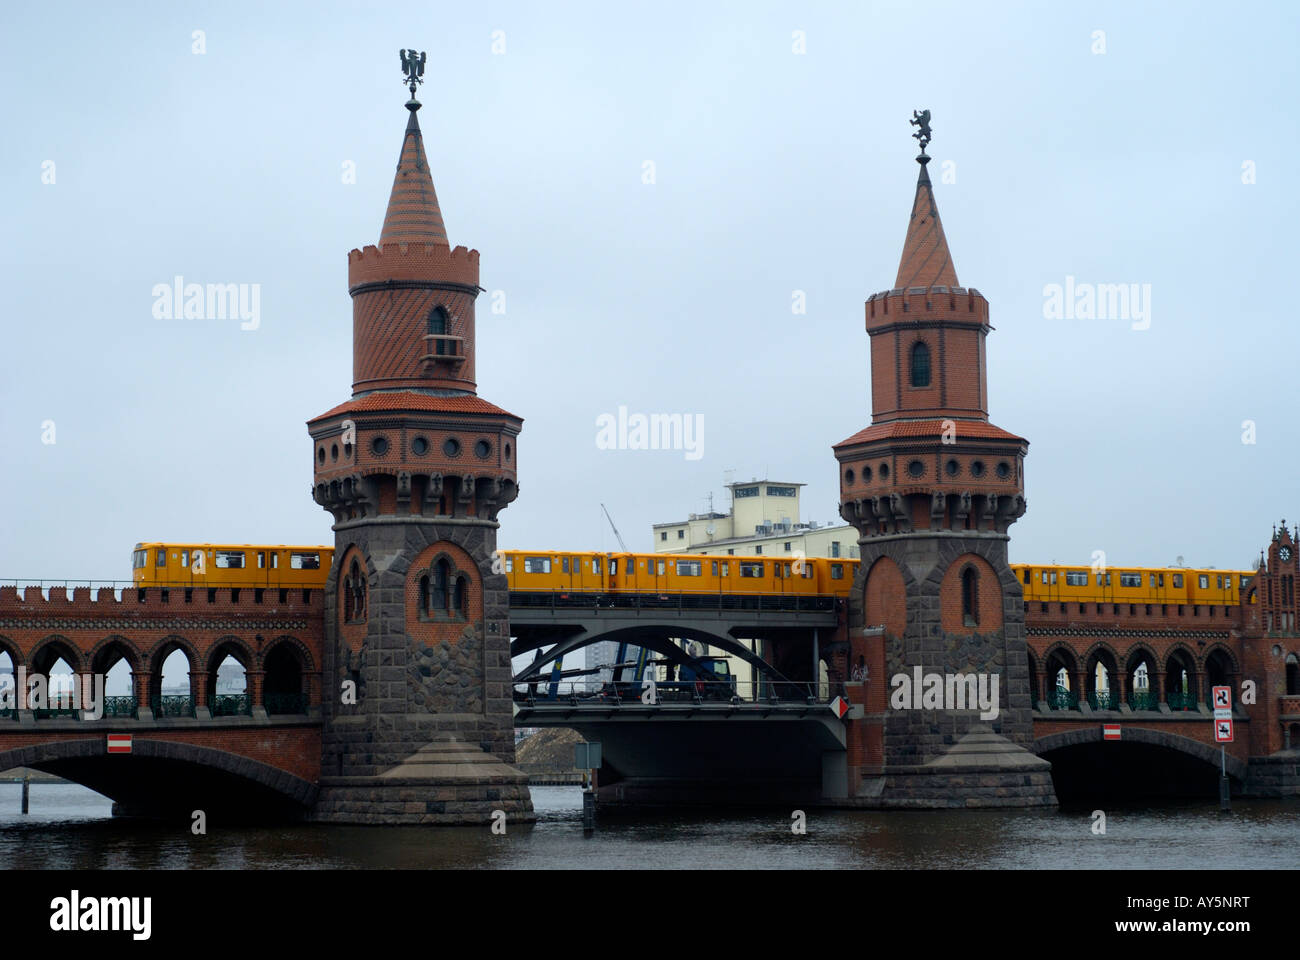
0 583 324 615
347 242 480 289
865 285 989 328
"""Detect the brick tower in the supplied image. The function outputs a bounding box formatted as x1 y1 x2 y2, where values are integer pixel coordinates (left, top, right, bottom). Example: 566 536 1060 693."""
833 116 1055 807
306 59 532 823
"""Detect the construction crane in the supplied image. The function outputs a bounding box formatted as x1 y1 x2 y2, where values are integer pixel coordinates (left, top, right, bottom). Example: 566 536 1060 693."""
600 502 628 552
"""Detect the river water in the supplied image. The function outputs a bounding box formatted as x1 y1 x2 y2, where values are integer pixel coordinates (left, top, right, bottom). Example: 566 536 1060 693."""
0 782 1297 869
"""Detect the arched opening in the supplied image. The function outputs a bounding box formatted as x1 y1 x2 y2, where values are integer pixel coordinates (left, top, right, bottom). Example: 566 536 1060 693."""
419 575 430 615
263 643 306 715
1165 649 1198 710
343 557 367 623
909 341 931 388
31 642 80 718
92 641 138 718
209 647 250 717
1044 648 1079 709
432 558 450 615
0 649 15 718
1085 648 1120 710
1204 648 1235 705
1286 653 1298 696
154 646 195 718
960 566 978 627
454 574 468 618
428 306 451 355
1126 651 1157 711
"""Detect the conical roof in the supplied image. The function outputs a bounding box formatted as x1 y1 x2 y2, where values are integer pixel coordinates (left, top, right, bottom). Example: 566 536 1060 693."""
894 156 958 289
378 104 449 247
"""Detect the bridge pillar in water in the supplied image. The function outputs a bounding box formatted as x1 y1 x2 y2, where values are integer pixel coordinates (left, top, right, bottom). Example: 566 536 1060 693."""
306 74 532 824
832 129 1056 808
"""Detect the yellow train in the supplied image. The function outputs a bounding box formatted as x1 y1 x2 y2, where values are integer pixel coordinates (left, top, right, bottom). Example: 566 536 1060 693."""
131 543 333 588
129 542 1255 609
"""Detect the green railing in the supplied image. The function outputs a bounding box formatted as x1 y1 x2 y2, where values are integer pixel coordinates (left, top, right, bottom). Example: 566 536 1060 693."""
1128 690 1157 711
265 692 309 715
1166 691 1199 711
102 696 137 718
211 694 252 717
1048 687 1078 710
152 695 194 718
1088 690 1121 711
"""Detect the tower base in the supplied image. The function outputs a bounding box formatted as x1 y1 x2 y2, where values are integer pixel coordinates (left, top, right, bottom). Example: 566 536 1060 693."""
310 735 535 825
862 725 1058 808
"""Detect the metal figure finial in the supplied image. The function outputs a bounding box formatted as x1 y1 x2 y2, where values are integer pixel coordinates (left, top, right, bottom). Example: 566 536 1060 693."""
400 48 427 104
910 109 932 155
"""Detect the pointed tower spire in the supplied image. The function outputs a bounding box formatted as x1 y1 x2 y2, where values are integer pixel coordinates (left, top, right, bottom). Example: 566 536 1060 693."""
378 77 449 247
894 153 959 289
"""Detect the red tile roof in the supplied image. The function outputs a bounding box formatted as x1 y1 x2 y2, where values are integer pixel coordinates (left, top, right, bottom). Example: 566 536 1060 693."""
894 158 959 290
309 391 520 423
835 419 1025 449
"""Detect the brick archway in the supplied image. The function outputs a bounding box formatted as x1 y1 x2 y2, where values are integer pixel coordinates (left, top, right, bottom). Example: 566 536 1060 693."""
1034 728 1248 781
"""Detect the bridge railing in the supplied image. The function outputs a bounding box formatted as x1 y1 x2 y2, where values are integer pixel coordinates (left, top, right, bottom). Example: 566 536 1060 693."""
512 678 830 706
509 590 839 615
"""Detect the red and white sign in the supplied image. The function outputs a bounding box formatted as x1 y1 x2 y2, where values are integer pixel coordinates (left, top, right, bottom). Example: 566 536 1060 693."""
1212 686 1232 711
1215 719 1234 743
1103 724 1121 741
107 734 132 754
829 696 851 719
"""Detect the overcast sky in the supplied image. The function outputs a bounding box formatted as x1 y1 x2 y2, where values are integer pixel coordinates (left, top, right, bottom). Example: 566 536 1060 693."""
2 0 1297 581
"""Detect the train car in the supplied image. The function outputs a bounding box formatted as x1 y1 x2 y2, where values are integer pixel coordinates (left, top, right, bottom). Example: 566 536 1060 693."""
503 550 607 595
131 543 332 589
1012 563 1251 611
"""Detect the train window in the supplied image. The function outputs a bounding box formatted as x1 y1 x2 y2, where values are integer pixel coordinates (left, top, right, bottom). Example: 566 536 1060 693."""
1198 575 1208 589
711 561 718 575
154 549 166 567
257 551 266 569
1239 575 1249 589
1172 574 1182 588
1119 573 1141 588
1158 574 1164 588
132 550 146 569
677 561 701 576
1149 574 1156 588
271 553 278 569
1023 569 1031 585
608 560 618 575
215 550 246 569
561 557 569 574
1050 572 1057 585
506 558 514 573
802 564 814 578
180 551 189 569
1216 575 1223 589
721 562 729 576
1041 572 1048 584
657 561 665 576
1065 572 1087 586
830 564 843 580
739 562 764 578
291 552 321 570
784 564 792 577
592 559 600 575
523 557 551 574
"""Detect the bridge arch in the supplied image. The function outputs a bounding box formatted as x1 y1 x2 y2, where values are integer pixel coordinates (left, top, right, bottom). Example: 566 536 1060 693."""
0 737 317 818
1163 643 1200 708
1203 644 1239 704
1035 727 1248 782
1041 642 1080 705
0 635 23 671
1124 643 1159 708
1081 641 1121 708
262 635 315 712
88 635 143 676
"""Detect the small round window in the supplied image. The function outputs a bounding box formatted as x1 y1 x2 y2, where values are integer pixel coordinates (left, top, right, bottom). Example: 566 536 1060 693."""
504 442 512 461
412 437 429 456
317 447 326 464
474 439 491 459
331 444 339 461
945 459 959 477
996 461 1010 479
844 468 855 484
371 436 390 457
907 460 924 478
970 460 986 478
879 463 889 479
862 466 872 482
443 437 461 457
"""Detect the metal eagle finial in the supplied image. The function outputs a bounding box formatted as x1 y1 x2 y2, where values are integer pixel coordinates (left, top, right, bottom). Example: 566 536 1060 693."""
400 48 427 101
910 109 932 155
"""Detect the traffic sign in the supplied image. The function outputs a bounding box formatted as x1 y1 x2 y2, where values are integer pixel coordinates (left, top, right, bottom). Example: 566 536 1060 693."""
107 734 132 754
1103 724 1121 741
829 696 851 719
1212 686 1232 711
1215 718 1234 743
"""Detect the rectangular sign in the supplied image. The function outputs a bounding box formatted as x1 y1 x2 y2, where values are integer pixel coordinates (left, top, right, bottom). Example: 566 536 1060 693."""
1215 719 1234 743
573 741 602 770
1212 686 1232 711
107 734 132 754
1103 724 1121 741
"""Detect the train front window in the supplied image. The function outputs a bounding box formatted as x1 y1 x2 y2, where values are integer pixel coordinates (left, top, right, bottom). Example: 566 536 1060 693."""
291 552 320 570
132 550 146 569
156 549 167 567
215 550 246 569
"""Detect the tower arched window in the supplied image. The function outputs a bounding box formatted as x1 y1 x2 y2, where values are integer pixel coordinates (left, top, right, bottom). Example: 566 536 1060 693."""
346 558 366 622
961 566 978 627
910 341 931 388
428 307 451 356
454 576 468 618
418 575 430 614
433 558 450 613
